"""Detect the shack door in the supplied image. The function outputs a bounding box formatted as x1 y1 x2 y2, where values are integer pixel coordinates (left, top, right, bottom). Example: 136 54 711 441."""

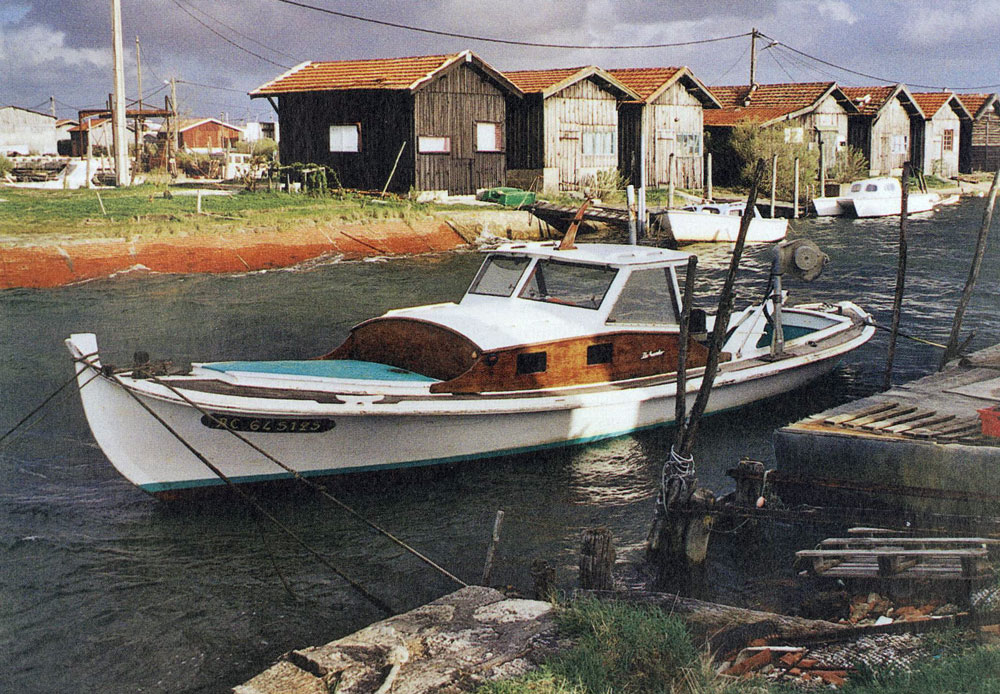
655 131 676 186
559 128 581 190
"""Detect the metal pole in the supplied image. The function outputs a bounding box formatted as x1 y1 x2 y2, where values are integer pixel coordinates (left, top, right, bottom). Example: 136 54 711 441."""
884 162 911 390
940 166 1000 368
109 0 129 186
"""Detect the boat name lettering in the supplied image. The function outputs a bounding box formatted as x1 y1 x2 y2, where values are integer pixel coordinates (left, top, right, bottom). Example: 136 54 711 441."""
200 414 335 433
641 349 665 360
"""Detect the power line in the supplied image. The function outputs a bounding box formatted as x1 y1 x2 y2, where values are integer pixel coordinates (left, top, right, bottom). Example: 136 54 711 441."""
765 47 797 83
708 43 750 85
175 79 249 94
169 0 291 69
268 0 751 50
181 0 300 61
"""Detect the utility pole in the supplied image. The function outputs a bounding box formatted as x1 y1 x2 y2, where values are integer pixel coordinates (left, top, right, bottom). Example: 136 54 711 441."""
170 77 179 150
109 0 130 186
749 27 758 87
135 35 143 173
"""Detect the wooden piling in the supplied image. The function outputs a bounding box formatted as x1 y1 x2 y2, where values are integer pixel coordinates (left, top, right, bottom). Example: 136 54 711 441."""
579 527 616 590
770 153 777 219
481 510 504 586
668 153 676 208
884 162 910 390
674 255 698 437
793 158 800 219
940 166 1000 368
706 152 713 201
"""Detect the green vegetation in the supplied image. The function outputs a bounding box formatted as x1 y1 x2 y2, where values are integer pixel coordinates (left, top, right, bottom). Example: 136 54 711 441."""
0 185 444 241
730 122 820 200
0 153 12 177
830 145 869 184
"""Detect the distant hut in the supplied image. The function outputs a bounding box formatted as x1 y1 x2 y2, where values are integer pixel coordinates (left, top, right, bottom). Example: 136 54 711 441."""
0 106 58 155
503 66 639 192
251 51 522 195
910 92 971 178
842 85 924 177
956 93 1000 173
177 118 243 153
704 82 858 187
608 67 720 191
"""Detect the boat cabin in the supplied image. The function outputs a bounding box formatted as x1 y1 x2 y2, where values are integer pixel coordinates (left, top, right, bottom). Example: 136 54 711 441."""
325 242 711 393
679 201 758 218
841 177 899 199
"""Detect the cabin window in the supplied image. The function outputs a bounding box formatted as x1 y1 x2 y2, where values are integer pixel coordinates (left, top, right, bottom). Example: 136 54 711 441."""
891 134 908 154
865 184 878 192
418 136 451 153
467 254 530 297
587 343 613 365
516 352 547 375
329 124 360 153
475 122 501 152
943 129 955 151
582 130 616 156
678 133 701 155
607 268 680 325
851 183 862 192
519 259 618 310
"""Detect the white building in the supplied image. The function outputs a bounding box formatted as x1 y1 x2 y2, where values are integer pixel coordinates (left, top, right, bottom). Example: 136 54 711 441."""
0 106 58 155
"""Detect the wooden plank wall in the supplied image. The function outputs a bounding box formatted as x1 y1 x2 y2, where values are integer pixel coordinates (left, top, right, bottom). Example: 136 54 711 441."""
969 112 1000 171
413 63 507 194
804 95 849 171
868 98 911 175
277 89 414 192
648 82 704 189
922 110 962 177
505 93 545 170
543 79 620 191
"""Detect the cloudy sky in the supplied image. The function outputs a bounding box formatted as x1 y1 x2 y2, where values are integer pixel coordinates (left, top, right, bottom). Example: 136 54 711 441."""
3 0 999 124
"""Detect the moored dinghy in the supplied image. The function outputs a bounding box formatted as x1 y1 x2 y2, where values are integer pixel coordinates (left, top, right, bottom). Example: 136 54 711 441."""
651 201 787 244
812 177 946 218
67 241 874 496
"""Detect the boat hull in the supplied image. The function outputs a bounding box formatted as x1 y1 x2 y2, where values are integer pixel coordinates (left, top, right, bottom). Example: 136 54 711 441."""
67 321 871 495
656 210 787 243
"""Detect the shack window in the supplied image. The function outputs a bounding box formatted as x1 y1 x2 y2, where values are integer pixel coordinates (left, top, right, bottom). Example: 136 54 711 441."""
587 343 613 365
784 127 803 144
678 132 701 155
476 122 501 152
519 259 618 310
418 136 451 153
891 134 908 155
468 254 530 297
943 129 955 151
329 124 360 153
516 352 547 375
607 268 680 325
582 130 616 156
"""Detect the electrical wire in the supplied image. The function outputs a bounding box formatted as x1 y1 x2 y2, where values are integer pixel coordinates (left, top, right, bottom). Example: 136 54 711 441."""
180 0 301 62
175 79 248 94
169 0 291 69
268 0 751 50
708 43 750 85
765 46 797 83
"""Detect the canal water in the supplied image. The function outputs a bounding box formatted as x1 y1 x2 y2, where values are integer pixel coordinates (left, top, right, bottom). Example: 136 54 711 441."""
3 199 1000 692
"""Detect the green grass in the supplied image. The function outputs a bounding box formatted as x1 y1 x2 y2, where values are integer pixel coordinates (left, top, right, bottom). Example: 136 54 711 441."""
0 185 449 241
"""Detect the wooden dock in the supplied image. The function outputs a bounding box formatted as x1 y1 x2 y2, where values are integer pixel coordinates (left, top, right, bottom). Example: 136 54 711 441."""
773 342 1000 516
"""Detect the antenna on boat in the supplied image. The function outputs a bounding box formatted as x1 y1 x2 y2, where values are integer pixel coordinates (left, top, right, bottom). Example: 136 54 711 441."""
557 197 592 250
768 239 829 358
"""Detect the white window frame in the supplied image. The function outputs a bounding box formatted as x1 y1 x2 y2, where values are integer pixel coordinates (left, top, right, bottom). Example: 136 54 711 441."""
581 130 616 156
329 124 360 153
784 127 804 144
418 135 451 154
475 121 501 152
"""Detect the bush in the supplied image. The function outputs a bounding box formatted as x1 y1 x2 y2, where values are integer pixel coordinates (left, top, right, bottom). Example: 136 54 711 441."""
730 122 820 200
831 145 869 183
0 153 11 177
236 138 278 161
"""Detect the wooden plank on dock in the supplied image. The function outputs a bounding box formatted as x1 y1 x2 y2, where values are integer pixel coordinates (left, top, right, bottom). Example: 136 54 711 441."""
860 408 937 431
884 413 955 434
822 402 899 426
842 405 917 428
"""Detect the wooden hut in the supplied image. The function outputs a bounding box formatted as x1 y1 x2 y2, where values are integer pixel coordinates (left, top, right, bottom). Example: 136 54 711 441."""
957 93 1000 173
704 82 858 186
910 92 971 178
608 67 720 191
842 85 924 176
251 52 522 195
177 118 243 152
502 66 638 192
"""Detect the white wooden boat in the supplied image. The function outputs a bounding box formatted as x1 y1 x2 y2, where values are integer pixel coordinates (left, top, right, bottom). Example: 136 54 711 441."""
66 241 874 496
653 201 788 244
812 177 945 218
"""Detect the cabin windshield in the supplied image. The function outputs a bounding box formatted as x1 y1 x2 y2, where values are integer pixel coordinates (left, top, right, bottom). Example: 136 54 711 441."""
518 259 618 309
606 267 681 325
467 254 531 297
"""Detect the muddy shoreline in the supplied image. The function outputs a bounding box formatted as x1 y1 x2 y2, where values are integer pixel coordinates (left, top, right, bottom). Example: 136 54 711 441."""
0 210 542 289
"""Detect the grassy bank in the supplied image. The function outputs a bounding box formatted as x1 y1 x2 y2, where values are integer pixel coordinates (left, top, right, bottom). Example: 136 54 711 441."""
479 597 1000 694
0 185 459 242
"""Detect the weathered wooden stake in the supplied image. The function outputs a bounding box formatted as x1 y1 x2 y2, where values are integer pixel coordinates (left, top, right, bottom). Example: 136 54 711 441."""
579 527 615 590
940 165 1000 368
481 509 504 586
884 162 911 390
673 255 698 440
382 140 407 196
626 184 637 244
196 189 203 215
793 157 800 219
668 152 676 208
819 144 826 195
770 153 777 219
531 559 555 600
705 152 713 201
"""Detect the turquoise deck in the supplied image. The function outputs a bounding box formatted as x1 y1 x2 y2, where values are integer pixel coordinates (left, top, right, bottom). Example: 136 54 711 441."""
202 359 437 382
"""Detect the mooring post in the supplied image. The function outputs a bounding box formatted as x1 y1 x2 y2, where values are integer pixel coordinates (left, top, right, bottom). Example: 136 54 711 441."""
706 152 713 201
626 184 637 245
940 166 1000 368
579 527 616 590
668 152 676 209
481 509 504 586
793 157 800 219
770 153 777 218
884 162 911 390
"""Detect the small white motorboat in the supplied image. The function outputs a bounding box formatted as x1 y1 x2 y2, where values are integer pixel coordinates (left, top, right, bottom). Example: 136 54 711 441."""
812 177 946 218
67 241 873 496
652 201 788 244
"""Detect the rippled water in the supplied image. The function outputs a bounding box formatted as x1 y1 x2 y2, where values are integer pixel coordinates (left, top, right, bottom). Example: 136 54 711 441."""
3 199 1000 692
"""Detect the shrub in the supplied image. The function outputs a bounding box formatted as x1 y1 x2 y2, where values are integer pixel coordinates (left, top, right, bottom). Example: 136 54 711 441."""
831 145 869 183
730 122 820 200
0 153 12 177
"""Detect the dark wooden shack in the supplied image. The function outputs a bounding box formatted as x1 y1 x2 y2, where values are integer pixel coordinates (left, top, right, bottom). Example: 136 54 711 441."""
957 93 1000 173
609 67 719 191
251 52 522 195
503 66 638 192
842 84 923 177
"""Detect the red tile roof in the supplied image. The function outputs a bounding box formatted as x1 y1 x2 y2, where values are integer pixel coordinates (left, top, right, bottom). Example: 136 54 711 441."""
504 67 591 93
911 92 954 118
704 82 842 127
841 86 896 116
253 52 506 95
957 93 998 118
607 67 684 101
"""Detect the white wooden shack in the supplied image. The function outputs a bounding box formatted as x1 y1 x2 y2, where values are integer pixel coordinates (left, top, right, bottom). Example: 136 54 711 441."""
609 67 720 191
842 84 923 176
911 92 971 178
957 93 1000 173
504 66 639 192
0 106 58 155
